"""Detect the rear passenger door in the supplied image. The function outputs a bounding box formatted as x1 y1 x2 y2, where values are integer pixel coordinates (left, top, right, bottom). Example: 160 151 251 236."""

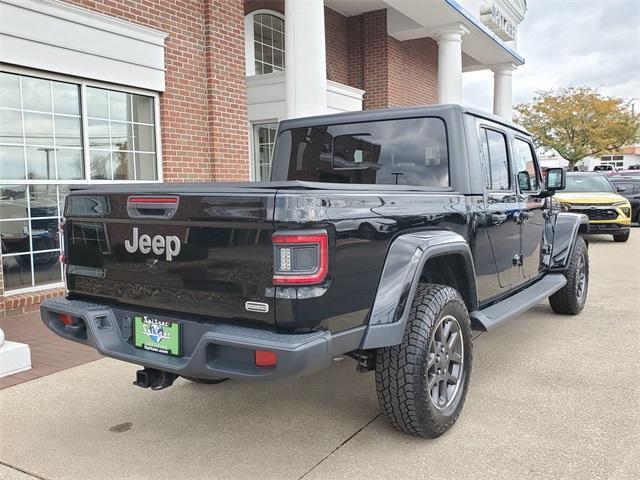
478 126 521 296
512 136 545 282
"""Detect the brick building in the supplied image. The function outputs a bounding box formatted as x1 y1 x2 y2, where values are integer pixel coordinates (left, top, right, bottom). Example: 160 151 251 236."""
0 0 527 314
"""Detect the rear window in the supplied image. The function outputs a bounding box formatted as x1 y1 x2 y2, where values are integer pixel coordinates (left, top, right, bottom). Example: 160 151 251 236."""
276 117 449 187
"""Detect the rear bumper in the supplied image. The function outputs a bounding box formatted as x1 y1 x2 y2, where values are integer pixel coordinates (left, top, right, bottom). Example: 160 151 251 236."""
40 298 364 381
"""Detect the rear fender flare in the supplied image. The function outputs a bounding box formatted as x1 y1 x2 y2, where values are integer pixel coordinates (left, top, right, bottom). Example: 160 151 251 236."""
550 212 589 270
361 231 478 349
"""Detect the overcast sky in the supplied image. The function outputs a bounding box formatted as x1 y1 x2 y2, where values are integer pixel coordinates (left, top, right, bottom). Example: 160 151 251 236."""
463 0 640 111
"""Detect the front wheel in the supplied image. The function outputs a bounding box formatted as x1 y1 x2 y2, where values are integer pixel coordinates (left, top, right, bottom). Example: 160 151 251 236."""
375 283 472 438
613 231 630 242
549 235 589 315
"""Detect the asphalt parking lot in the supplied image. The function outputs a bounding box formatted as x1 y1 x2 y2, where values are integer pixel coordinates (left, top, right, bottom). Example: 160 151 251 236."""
1 231 639 480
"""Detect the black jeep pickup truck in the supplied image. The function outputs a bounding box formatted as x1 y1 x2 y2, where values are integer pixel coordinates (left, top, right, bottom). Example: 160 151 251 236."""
42 105 589 438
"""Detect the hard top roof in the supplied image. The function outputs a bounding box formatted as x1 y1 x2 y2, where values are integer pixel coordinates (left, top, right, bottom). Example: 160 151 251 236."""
278 104 531 136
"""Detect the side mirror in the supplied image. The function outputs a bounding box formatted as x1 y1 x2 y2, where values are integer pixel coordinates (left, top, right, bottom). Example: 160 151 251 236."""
517 171 531 191
545 167 565 191
616 185 626 192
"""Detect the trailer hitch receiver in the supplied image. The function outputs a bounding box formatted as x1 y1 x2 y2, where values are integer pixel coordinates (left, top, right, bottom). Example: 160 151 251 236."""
134 368 177 390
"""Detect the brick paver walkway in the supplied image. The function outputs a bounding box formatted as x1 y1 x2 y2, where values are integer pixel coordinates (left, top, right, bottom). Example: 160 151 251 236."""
0 310 102 389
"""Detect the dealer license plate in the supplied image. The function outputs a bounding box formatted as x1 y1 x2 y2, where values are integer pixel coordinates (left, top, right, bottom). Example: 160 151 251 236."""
133 315 181 357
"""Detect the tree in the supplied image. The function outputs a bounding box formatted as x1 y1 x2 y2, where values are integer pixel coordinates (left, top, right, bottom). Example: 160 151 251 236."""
515 87 639 167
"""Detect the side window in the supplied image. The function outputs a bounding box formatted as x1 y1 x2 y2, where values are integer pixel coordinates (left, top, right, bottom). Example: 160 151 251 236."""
479 127 510 190
513 138 540 191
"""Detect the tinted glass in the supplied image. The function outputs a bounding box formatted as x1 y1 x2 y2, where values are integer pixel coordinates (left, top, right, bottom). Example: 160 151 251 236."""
0 72 20 109
22 76 51 111
2 255 32 290
0 185 27 219
282 118 449 187
0 109 22 143
513 138 539 191
479 128 510 190
0 220 30 254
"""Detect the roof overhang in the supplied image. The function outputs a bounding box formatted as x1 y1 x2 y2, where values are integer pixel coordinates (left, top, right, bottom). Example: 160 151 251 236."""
325 0 525 71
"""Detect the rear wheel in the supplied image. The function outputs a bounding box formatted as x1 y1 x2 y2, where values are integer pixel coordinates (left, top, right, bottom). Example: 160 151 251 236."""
613 231 630 242
549 235 588 315
375 283 472 438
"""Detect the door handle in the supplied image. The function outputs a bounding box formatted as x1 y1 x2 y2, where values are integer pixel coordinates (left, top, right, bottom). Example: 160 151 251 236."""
491 213 508 225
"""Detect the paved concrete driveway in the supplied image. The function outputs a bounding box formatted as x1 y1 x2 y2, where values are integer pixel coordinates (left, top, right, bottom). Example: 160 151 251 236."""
1 231 639 480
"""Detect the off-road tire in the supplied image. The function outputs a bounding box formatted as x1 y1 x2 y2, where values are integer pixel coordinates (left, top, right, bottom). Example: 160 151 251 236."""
549 235 589 315
375 283 473 438
613 231 630 242
181 376 228 385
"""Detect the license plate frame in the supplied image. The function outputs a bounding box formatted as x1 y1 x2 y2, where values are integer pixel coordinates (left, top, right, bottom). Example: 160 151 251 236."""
133 314 182 357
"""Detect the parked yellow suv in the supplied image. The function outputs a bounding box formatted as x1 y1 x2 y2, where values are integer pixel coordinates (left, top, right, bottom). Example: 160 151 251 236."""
554 172 631 242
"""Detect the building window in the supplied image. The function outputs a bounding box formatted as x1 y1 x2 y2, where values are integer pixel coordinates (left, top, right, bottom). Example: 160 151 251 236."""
245 11 285 76
252 122 277 181
0 70 161 293
86 87 157 180
0 184 65 291
1 73 83 180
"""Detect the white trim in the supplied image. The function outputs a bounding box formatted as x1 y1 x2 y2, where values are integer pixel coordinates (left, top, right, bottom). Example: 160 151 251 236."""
246 71 287 88
154 85 164 182
0 248 61 257
3 282 64 296
0 0 167 91
1 0 167 45
247 121 255 180
326 81 365 101
244 9 286 77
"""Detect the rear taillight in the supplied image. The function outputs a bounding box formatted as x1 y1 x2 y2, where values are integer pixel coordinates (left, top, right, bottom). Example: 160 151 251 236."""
272 231 328 285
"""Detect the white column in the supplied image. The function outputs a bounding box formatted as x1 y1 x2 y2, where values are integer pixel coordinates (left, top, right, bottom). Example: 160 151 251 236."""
435 24 469 104
492 63 516 119
285 0 328 118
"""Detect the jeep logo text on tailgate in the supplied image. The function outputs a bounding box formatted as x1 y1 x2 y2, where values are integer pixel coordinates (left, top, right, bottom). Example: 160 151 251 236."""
125 227 181 261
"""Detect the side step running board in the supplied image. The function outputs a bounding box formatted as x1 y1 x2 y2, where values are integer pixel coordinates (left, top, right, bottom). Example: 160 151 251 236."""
470 273 567 331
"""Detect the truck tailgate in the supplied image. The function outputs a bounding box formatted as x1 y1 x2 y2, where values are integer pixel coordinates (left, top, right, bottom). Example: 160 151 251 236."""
64 188 276 326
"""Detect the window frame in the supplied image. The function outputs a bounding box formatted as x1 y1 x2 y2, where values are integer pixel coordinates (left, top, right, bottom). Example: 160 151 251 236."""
250 120 278 181
0 65 163 185
244 9 286 76
478 124 512 192
512 134 542 193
